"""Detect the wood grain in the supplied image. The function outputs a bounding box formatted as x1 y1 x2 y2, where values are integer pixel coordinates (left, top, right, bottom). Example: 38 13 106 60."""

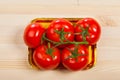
0 2 120 80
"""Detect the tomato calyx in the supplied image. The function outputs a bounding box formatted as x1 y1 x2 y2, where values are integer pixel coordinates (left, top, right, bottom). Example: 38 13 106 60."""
75 24 90 41
66 46 79 61
66 45 86 61
54 28 70 42
81 27 89 41
46 43 55 58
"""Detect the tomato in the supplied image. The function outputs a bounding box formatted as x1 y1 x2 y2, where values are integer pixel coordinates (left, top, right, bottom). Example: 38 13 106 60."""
46 18 74 42
75 18 101 45
23 23 45 48
61 45 89 71
33 44 60 70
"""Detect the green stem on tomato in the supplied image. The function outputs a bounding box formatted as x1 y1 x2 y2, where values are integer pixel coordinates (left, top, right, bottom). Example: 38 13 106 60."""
42 32 88 47
62 41 88 45
46 43 55 58
42 33 58 44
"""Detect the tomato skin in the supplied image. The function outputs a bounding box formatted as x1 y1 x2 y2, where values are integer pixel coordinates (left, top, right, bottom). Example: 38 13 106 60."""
75 18 101 45
33 45 60 70
23 23 45 48
46 18 74 42
61 45 89 71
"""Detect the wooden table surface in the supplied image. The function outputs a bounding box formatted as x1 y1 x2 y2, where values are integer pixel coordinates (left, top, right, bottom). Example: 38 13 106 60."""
0 0 120 80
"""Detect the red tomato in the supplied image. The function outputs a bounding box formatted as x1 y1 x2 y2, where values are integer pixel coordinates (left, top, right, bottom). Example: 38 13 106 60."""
75 18 101 45
61 45 89 71
33 44 60 70
23 23 45 48
46 18 74 42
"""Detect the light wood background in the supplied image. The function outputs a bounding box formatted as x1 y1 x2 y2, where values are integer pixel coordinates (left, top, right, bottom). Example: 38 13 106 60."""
0 0 120 80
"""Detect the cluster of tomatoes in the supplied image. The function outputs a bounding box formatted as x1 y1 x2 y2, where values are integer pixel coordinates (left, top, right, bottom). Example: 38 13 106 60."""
23 18 101 71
